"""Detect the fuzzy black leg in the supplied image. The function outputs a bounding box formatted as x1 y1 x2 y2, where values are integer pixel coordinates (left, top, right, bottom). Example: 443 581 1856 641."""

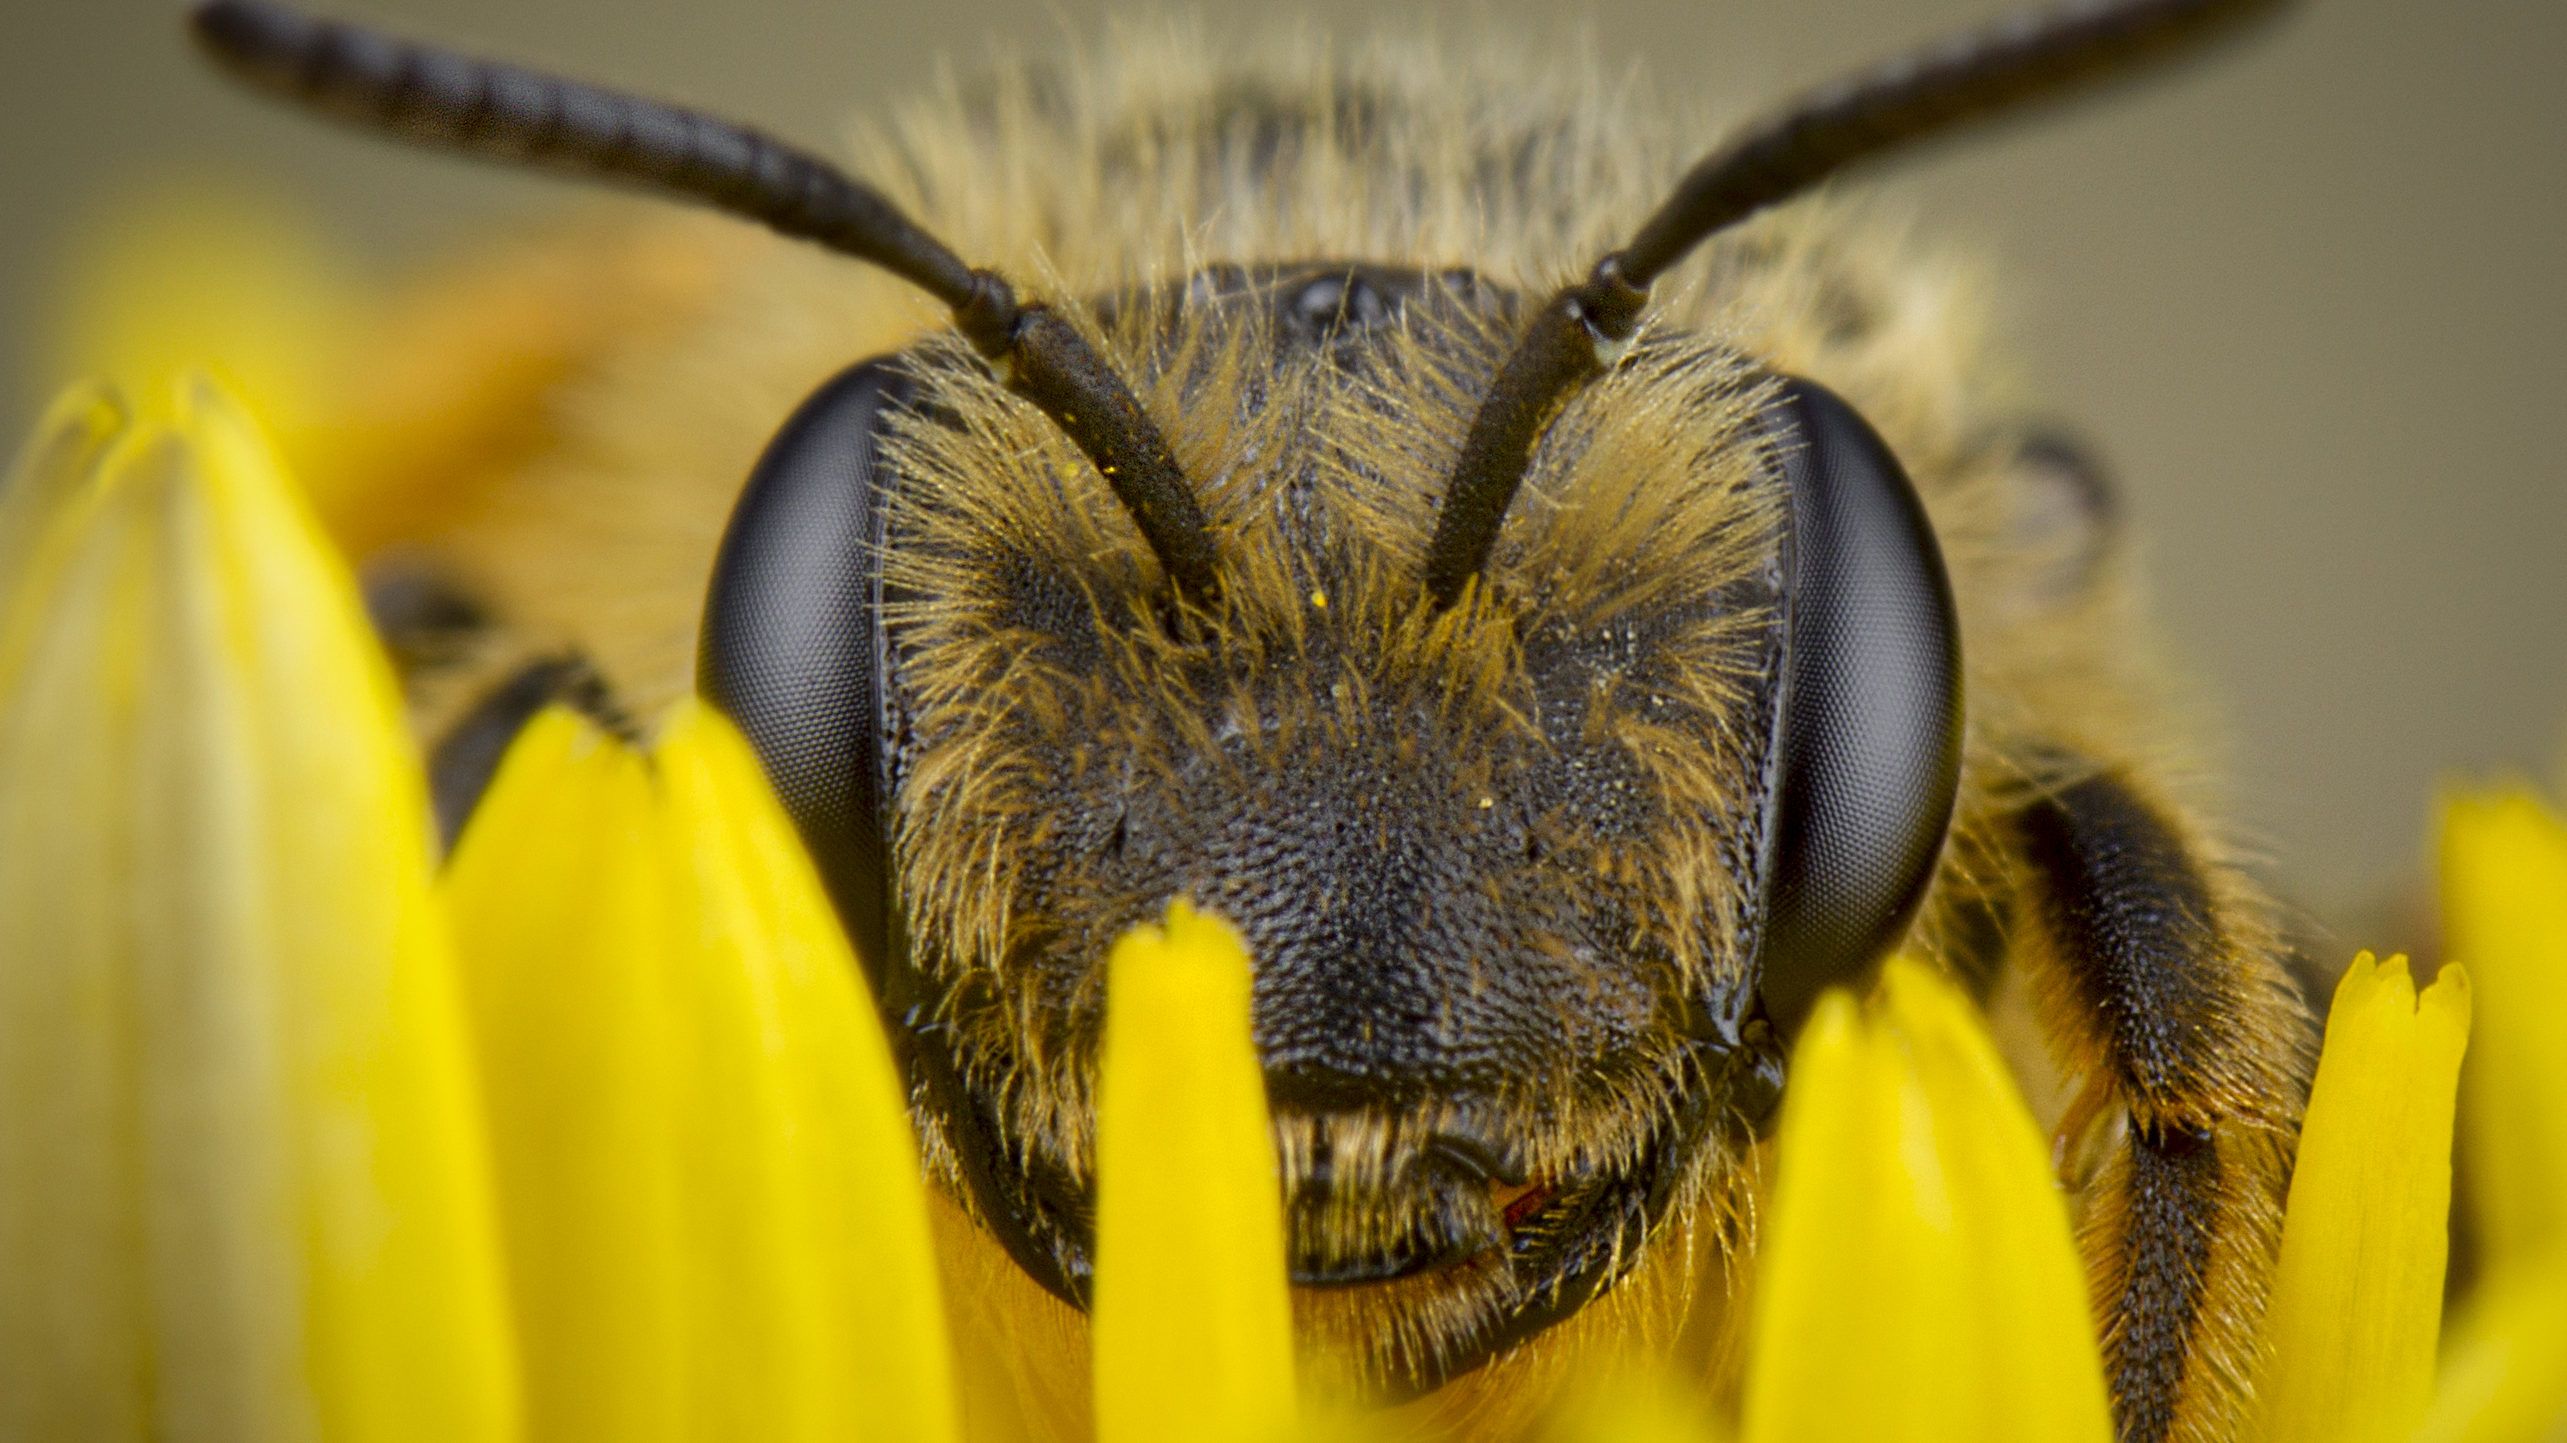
2110 1122 2225 1443
360 554 493 679
428 652 630 850
2012 767 2302 1443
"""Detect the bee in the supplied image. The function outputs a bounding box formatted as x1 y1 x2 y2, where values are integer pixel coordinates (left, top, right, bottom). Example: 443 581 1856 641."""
191 1 2312 1439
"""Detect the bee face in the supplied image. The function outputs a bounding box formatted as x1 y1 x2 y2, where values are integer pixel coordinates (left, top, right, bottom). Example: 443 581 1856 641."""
704 263 1958 1385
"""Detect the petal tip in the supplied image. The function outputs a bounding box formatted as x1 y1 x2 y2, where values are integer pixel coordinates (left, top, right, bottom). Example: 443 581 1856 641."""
35 379 131 439
2419 961 2473 1035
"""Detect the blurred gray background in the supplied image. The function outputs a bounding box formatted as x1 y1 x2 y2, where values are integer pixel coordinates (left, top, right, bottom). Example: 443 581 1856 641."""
4 0 2561 923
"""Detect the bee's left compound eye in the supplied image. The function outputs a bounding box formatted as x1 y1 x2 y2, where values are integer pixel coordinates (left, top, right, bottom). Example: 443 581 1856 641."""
698 358 911 982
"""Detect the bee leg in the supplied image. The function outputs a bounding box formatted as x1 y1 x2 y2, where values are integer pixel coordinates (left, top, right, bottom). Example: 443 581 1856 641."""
428 652 632 850
2006 426 2120 601
360 553 494 682
2007 764 2308 1443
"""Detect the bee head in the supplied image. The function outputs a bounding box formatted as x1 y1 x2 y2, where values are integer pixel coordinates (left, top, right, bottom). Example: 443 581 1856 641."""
700 261 1962 1386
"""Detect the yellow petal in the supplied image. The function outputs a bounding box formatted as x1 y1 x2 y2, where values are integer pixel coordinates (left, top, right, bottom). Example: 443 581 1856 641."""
1093 901 1297 1443
1541 1368 1733 1443
0 381 517 1441
0 383 124 594
1742 958 2112 1443
2249 953 2471 1443
2439 789 2567 1266
2412 1251 2567 1443
441 700 956 1443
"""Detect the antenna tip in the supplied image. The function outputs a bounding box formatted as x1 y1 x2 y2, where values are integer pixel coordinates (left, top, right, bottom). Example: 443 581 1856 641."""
189 1 306 80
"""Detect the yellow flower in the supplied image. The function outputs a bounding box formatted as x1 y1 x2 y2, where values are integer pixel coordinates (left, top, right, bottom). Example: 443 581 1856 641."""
442 703 957 1443
1737 953 2480 1443
0 379 1306 1442
1742 958 2113 1442
0 376 2548 1441
1093 903 1297 1443
1546 947 2481 1443
0 380 514 1439
2251 954 2471 1443
0 381 969 1440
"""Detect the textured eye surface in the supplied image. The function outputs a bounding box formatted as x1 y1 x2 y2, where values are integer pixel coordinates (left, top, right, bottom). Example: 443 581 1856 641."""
698 358 910 978
1758 377 1966 1035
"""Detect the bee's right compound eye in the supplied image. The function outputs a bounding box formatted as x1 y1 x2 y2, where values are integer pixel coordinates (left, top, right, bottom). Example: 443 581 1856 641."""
698 358 911 983
1756 378 1966 1037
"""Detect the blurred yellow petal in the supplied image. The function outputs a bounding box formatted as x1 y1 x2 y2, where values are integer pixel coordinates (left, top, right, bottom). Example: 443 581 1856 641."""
2250 953 2471 1443
0 383 124 590
1541 1368 1733 1443
1093 901 1297 1443
0 381 517 1441
441 700 956 1443
2433 788 2567 1442
1742 958 2111 1443
2413 1252 2567 1443
2439 788 2567 1266
40 183 362 467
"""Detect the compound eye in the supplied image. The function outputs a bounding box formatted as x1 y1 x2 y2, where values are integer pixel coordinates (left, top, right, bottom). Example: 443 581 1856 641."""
1758 377 1965 1036
698 358 912 982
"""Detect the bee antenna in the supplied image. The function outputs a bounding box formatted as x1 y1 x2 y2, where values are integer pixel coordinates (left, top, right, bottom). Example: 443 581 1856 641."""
188 0 1223 607
1421 0 2294 608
